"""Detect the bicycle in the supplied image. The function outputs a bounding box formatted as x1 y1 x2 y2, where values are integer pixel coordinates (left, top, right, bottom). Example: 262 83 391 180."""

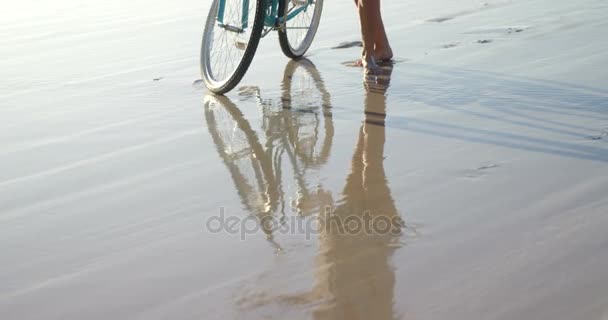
201 0 323 94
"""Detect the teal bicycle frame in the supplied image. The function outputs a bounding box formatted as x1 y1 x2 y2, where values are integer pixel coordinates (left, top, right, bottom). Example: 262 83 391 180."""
215 0 312 33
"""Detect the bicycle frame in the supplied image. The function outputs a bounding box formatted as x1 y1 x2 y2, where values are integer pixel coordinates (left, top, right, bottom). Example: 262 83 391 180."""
215 0 312 32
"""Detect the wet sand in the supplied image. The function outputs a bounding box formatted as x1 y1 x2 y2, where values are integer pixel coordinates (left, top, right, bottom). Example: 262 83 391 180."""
2 0 608 319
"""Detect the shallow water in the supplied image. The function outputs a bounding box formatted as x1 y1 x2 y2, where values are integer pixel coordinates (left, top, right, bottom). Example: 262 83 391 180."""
2 0 608 319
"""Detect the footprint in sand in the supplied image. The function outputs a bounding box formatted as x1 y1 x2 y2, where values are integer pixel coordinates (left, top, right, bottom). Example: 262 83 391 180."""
442 42 460 49
426 3 497 24
585 129 608 141
192 79 204 88
507 27 525 34
428 16 454 23
461 163 501 179
466 26 528 35
332 41 363 49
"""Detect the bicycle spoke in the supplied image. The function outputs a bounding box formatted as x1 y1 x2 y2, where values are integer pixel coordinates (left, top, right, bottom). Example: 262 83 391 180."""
204 0 258 84
283 0 317 51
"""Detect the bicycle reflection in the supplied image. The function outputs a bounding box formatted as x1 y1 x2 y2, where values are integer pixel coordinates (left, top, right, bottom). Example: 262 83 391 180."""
205 61 403 319
204 58 334 249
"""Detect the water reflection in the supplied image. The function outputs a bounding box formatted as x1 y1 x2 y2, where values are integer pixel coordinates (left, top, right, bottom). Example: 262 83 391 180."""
204 59 334 249
311 65 401 320
205 60 403 319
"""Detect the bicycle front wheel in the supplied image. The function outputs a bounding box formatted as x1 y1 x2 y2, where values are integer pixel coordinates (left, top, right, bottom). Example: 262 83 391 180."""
201 0 266 94
278 0 323 59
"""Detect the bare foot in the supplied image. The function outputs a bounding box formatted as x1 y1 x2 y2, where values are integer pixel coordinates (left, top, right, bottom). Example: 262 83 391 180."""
374 45 393 62
362 56 382 74
353 57 382 74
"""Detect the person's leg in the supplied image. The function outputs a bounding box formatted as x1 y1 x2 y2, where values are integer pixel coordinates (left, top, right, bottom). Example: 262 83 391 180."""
357 0 381 71
356 0 392 71
374 3 392 62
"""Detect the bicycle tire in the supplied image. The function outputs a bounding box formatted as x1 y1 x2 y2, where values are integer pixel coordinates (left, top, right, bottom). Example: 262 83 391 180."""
204 94 281 214
281 59 333 167
278 0 323 59
201 0 266 94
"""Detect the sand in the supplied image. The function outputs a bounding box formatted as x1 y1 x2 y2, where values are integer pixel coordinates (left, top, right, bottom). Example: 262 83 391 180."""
1 0 608 319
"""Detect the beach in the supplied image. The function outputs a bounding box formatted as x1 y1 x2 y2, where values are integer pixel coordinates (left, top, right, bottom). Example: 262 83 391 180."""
1 0 608 319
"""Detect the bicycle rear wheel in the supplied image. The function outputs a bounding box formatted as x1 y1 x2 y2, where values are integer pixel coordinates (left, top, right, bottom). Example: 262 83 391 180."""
281 59 333 167
278 0 323 59
201 0 266 94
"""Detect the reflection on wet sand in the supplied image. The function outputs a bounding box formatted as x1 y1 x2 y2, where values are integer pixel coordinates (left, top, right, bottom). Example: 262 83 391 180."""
204 59 334 249
204 60 403 319
312 66 402 320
